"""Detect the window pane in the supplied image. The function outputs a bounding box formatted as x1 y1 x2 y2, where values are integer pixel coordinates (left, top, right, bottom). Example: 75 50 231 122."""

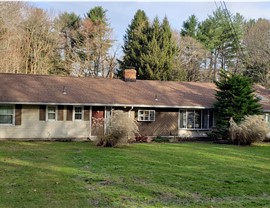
47 106 56 120
48 107 56 113
195 110 201 129
75 114 82 120
202 110 208 129
75 107 82 113
0 106 13 124
0 106 13 115
150 111 155 120
209 110 214 128
180 111 186 128
144 111 149 120
138 110 155 121
187 111 194 128
48 113 55 120
0 115 12 124
138 111 143 121
74 107 83 120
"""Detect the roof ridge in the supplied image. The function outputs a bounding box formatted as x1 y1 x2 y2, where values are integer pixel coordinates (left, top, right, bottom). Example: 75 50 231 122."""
0 73 121 80
0 73 217 84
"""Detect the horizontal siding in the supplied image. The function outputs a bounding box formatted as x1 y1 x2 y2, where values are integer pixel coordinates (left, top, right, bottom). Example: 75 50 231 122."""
0 105 90 139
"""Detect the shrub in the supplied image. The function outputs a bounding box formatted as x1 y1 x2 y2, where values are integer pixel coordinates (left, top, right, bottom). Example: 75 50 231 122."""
95 110 138 147
229 115 270 145
214 70 262 140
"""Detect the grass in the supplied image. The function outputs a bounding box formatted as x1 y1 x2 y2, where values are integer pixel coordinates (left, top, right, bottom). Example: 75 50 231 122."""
0 141 270 207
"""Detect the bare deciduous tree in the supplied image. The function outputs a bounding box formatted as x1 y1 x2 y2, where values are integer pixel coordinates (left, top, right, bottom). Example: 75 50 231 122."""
0 2 57 75
21 7 57 74
243 19 270 87
173 32 209 81
0 2 26 73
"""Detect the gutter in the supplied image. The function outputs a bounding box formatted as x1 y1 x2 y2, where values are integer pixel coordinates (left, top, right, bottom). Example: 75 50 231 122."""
0 102 214 109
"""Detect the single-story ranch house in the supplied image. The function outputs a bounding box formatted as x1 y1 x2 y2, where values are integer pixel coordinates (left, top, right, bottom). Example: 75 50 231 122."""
0 69 270 140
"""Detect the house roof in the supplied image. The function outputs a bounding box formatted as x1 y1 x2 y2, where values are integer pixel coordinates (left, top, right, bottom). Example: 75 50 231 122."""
0 73 269 110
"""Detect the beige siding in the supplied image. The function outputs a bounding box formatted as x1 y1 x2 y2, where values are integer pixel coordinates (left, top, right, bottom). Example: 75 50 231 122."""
0 105 90 140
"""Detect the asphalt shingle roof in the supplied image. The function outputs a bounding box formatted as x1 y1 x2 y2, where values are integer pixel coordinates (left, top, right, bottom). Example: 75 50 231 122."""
0 73 269 110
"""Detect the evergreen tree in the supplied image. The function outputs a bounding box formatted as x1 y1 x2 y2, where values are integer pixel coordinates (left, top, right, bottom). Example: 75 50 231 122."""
120 12 177 80
119 10 149 78
197 8 245 80
142 16 177 80
86 6 107 24
159 16 177 80
55 12 81 75
181 14 198 38
214 70 262 139
82 6 114 77
141 17 161 79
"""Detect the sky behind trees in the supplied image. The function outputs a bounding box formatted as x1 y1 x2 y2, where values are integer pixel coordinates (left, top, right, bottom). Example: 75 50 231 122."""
32 1 270 47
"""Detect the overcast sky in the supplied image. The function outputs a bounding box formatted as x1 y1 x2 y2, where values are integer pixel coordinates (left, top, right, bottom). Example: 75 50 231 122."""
32 1 270 48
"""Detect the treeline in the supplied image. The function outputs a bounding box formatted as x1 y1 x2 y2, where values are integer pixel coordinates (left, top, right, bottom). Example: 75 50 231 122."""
120 9 270 87
0 2 116 77
0 2 270 87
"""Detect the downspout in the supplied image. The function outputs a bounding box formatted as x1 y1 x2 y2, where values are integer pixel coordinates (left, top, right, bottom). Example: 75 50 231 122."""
89 106 92 139
129 106 134 118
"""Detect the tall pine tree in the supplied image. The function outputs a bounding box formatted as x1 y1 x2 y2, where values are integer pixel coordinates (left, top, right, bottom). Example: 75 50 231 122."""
120 12 177 80
118 10 149 78
142 17 161 79
214 70 262 139
159 16 177 80
196 8 245 80
180 14 198 38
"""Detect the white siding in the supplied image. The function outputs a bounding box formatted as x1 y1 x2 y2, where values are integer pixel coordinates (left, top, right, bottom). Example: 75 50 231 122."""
0 105 90 140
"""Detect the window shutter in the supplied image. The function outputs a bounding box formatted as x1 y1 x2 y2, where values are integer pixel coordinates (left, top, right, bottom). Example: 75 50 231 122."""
57 105 64 121
84 106 90 121
66 105 73 121
15 104 22 125
39 105 46 121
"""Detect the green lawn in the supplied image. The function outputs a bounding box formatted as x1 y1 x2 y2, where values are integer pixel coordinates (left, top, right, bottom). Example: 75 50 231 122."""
0 141 270 208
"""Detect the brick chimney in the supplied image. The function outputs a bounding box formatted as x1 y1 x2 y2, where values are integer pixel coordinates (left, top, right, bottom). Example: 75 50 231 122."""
123 69 136 82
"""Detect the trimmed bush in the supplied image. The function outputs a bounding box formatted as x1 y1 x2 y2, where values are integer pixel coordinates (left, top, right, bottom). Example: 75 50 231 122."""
229 115 270 145
95 110 138 147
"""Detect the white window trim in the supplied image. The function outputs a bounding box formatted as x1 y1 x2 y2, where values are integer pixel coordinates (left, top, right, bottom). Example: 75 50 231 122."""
0 105 15 126
137 110 155 122
179 109 214 130
73 106 84 121
46 106 57 121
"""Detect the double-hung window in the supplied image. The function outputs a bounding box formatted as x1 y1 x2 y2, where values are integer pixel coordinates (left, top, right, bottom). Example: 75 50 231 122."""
47 106 56 120
180 109 214 130
74 106 83 120
138 110 155 121
0 105 14 125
